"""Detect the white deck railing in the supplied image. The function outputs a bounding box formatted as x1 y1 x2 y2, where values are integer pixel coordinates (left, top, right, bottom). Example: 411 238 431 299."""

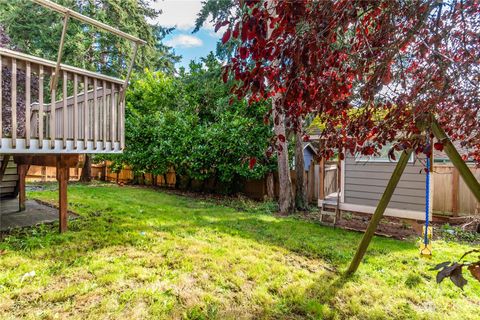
0 48 125 154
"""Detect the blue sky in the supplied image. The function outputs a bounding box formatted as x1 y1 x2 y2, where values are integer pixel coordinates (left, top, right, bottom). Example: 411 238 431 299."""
149 0 220 70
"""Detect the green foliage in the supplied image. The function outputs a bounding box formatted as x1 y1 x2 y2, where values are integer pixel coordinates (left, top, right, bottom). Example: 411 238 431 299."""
105 53 275 193
98 70 192 179
193 0 236 33
438 224 480 244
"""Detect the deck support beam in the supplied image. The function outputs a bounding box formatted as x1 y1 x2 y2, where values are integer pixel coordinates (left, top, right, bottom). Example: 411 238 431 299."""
18 164 28 212
56 155 69 233
0 155 10 182
347 149 413 275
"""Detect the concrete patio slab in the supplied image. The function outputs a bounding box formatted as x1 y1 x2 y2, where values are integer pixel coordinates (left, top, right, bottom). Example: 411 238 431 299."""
0 198 75 231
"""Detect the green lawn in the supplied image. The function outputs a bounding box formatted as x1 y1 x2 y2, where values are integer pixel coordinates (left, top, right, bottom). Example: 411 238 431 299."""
0 184 479 319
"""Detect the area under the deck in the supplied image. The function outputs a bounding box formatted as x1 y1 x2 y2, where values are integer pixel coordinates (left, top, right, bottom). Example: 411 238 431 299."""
0 199 75 231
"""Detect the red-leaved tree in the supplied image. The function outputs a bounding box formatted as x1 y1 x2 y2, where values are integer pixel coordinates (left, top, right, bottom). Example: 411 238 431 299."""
218 0 479 164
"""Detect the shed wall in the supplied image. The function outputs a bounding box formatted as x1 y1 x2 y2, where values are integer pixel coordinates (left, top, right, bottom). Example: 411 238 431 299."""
344 154 426 212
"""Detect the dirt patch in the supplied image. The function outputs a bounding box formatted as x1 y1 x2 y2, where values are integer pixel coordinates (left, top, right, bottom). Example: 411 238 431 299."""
335 211 421 240
297 210 422 240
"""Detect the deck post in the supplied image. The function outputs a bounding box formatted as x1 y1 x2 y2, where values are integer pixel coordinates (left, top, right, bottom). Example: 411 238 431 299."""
347 149 413 275
18 164 28 212
56 155 69 233
431 119 480 203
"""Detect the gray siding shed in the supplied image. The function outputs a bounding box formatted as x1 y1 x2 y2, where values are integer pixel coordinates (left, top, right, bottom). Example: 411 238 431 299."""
344 154 427 212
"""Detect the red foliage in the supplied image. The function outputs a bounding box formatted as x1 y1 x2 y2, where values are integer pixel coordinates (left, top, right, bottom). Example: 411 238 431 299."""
248 157 257 169
218 0 480 163
434 142 444 152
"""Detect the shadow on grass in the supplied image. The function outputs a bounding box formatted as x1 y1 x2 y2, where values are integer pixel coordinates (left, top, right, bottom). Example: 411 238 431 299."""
1 185 470 319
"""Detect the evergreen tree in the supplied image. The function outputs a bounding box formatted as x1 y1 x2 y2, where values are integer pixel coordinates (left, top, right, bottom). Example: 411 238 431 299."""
0 0 180 76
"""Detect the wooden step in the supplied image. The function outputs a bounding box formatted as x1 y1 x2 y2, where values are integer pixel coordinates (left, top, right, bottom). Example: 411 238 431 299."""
0 154 18 199
2 174 19 182
0 180 17 188
0 186 15 194
320 209 337 226
3 167 17 175
321 210 336 216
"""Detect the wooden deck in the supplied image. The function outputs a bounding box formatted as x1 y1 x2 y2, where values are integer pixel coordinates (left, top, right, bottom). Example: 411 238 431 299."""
0 48 125 154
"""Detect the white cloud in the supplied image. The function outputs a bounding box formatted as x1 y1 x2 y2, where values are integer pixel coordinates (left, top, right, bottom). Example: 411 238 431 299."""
165 34 203 48
149 0 214 31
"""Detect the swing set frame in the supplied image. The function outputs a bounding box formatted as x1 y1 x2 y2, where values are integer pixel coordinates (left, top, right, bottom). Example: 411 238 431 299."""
347 118 480 275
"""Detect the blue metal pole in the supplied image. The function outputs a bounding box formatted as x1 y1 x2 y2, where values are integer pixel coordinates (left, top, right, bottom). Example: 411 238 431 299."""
424 157 430 246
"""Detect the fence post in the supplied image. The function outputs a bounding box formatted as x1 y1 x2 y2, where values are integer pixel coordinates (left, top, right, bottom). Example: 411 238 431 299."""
319 157 325 201
41 166 47 182
452 167 459 216
101 161 107 181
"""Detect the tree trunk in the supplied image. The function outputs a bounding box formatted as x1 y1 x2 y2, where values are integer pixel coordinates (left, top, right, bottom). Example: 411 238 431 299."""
272 103 294 215
174 173 180 189
266 172 275 200
266 2 294 214
79 154 91 182
295 129 308 210
132 172 140 185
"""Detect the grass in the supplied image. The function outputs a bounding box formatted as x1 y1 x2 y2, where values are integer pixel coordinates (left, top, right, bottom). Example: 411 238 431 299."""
0 183 479 319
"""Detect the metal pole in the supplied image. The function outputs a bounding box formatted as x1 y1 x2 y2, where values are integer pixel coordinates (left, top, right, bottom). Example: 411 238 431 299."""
32 0 146 44
51 13 69 92
119 42 138 103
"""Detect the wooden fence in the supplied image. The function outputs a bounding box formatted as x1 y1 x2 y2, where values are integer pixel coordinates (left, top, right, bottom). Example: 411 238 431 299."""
323 164 339 197
433 165 480 216
25 161 479 216
90 163 176 187
27 165 81 181
241 170 310 201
